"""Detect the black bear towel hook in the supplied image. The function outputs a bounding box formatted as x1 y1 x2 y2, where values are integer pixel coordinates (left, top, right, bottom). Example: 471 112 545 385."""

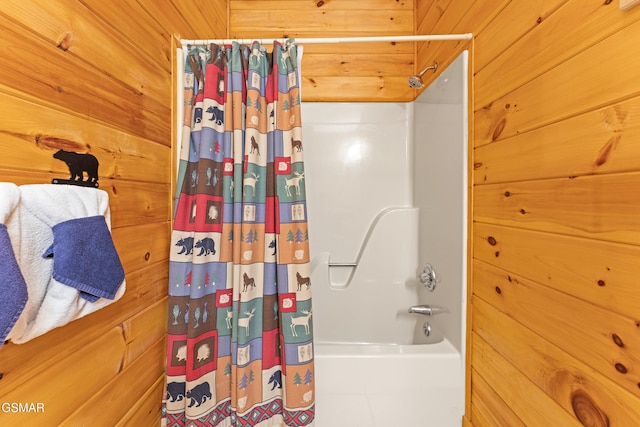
51 149 100 188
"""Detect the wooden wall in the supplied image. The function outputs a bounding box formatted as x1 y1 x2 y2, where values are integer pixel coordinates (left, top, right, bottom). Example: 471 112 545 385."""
414 0 640 426
0 1 224 425
3 0 638 426
229 0 416 102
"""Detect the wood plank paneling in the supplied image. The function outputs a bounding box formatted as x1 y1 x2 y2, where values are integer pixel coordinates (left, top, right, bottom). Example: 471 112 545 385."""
472 332 583 427
474 96 640 184
470 369 527 427
113 222 172 272
135 0 208 40
229 0 415 102
116 376 166 427
416 0 454 38
474 259 640 402
473 0 567 74
475 18 640 147
301 41 413 55
232 10 414 34
302 53 414 77
0 0 219 424
0 327 126 426
59 337 166 426
0 89 171 180
474 173 640 245
302 76 414 102
475 0 640 109
473 223 640 321
415 0 507 99
122 298 168 365
474 297 640 426
0 17 169 144
75 0 174 69
0 0 171 113
231 0 412 11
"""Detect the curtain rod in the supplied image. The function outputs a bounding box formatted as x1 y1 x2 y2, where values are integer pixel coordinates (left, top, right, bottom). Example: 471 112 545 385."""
180 33 472 46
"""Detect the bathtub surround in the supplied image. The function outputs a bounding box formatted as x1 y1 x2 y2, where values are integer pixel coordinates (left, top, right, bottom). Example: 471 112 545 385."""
304 52 468 426
166 41 315 426
413 51 468 354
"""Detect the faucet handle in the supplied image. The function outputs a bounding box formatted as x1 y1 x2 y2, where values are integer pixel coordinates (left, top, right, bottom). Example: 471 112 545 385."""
408 304 447 316
418 264 438 291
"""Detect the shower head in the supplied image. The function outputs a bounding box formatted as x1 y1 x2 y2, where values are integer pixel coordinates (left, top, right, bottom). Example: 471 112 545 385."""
407 62 438 89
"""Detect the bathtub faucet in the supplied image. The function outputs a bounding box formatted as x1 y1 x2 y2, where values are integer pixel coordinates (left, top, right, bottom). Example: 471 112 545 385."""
408 304 447 316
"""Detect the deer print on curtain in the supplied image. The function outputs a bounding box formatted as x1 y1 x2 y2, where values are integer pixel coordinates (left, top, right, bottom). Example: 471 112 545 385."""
164 40 314 427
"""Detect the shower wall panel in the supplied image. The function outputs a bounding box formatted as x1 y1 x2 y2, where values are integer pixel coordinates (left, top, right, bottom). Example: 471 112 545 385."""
302 102 420 344
413 51 468 353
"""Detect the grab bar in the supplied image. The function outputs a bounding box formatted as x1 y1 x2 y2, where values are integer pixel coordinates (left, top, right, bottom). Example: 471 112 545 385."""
326 206 414 276
328 262 357 267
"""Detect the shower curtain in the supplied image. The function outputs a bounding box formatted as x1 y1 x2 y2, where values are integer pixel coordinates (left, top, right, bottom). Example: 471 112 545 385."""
164 40 314 427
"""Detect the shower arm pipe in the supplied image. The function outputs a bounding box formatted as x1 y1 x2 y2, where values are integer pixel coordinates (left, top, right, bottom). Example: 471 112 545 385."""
180 33 473 46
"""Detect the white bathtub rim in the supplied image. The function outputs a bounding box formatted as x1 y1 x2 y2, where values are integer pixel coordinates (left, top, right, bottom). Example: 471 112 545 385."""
314 337 461 357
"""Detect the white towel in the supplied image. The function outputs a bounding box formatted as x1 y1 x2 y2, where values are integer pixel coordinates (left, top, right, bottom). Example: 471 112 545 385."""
0 183 28 345
7 184 125 344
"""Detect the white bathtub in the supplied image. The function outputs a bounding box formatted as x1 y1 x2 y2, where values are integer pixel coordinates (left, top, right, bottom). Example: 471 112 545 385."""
313 339 465 427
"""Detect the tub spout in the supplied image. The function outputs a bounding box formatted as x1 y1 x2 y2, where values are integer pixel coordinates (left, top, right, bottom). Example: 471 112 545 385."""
408 304 447 316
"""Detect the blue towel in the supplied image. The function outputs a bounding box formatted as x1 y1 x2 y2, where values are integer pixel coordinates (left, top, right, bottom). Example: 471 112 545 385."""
0 224 28 345
43 215 125 302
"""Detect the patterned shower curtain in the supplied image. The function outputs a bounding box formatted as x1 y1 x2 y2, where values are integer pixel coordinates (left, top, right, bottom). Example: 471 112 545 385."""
164 40 314 427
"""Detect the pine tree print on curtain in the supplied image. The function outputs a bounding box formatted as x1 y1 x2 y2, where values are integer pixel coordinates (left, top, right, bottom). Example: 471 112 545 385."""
164 40 314 427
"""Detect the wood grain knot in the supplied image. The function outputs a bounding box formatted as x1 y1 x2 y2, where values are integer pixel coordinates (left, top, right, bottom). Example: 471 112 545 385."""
597 280 605 287
57 33 74 51
611 333 624 347
571 390 609 427
594 136 619 167
492 118 506 141
34 135 85 151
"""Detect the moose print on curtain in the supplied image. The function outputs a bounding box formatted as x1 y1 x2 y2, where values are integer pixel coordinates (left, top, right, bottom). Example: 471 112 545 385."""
164 40 314 427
